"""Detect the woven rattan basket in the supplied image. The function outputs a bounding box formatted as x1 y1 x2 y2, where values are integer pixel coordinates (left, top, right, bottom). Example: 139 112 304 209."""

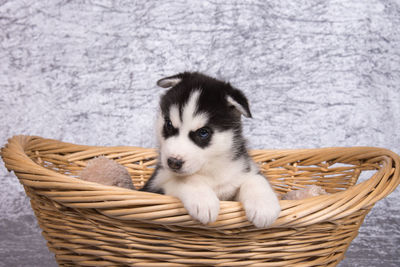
2 135 400 266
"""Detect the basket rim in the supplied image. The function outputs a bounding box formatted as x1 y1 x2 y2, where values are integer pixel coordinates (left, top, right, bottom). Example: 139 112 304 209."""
2 135 400 230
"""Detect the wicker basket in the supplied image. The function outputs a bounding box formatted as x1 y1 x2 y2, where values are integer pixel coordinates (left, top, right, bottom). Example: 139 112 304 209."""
2 135 400 266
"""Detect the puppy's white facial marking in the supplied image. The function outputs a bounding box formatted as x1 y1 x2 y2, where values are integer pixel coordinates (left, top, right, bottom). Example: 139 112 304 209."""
160 89 215 175
183 90 200 123
187 112 208 132
181 90 208 131
169 105 180 128
161 133 204 175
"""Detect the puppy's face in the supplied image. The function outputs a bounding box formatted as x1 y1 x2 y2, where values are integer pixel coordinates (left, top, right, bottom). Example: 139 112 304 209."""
156 72 252 176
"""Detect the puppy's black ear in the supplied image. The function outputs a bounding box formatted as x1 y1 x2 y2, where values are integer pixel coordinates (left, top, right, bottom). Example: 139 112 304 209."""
157 74 183 88
226 88 252 118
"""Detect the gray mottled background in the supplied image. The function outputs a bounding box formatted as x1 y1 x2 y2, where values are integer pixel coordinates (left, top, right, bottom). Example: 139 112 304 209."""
1 0 399 266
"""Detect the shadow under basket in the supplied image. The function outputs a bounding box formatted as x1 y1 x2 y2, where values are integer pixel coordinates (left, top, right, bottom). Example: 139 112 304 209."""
2 135 400 266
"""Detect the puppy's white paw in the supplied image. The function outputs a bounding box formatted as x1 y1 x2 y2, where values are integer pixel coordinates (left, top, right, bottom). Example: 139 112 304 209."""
242 196 281 228
182 192 220 225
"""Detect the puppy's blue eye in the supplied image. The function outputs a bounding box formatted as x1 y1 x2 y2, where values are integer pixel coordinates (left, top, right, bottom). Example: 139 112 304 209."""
189 127 213 147
197 127 210 139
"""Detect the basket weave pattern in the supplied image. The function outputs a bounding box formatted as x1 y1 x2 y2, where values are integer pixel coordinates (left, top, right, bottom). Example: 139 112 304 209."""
2 135 400 266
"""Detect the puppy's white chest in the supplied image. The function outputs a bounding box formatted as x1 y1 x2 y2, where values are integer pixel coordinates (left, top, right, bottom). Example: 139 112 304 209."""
202 164 247 201
213 182 240 201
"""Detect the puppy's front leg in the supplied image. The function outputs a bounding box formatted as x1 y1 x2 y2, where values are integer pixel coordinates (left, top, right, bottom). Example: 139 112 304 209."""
164 177 220 225
237 174 281 228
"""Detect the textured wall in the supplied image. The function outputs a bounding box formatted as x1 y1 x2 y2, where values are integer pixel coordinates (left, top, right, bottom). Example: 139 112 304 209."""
1 0 399 266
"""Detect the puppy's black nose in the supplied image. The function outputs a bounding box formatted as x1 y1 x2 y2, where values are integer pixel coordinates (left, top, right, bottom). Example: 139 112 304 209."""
167 157 184 170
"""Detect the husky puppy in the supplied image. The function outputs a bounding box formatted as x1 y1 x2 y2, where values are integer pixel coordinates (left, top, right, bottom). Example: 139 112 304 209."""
141 72 280 228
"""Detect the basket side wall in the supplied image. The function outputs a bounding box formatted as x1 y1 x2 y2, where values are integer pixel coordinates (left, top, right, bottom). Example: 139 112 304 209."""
25 186 373 267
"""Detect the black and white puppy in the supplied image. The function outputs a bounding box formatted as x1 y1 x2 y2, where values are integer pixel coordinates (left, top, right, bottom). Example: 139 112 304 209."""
141 72 280 228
